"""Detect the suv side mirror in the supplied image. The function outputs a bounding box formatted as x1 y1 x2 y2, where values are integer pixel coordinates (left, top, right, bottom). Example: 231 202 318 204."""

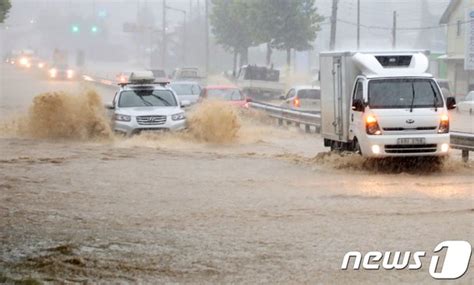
446 97 456 110
352 99 365 112
105 103 115 110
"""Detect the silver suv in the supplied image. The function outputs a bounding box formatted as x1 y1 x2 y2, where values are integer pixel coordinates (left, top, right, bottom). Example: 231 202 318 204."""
107 71 189 136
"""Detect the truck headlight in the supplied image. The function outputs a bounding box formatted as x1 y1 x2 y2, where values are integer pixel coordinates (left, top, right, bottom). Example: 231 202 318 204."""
366 115 382 135
438 114 449 133
171 112 186 121
115 114 131 122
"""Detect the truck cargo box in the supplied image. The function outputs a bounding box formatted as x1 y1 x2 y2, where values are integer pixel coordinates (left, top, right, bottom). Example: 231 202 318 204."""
320 52 359 142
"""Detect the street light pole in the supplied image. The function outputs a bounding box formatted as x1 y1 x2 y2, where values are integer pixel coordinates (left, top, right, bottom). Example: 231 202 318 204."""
392 11 397 49
357 0 360 50
329 0 339 50
162 0 167 68
165 5 187 66
205 0 209 74
183 15 186 65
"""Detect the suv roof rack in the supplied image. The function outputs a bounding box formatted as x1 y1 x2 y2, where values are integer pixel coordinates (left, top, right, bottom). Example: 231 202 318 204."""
118 70 170 87
118 79 170 88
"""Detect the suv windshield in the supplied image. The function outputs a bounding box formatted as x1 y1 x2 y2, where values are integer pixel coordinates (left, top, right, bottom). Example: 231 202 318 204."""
119 89 177 107
170 83 201 95
369 79 443 109
207 89 244 101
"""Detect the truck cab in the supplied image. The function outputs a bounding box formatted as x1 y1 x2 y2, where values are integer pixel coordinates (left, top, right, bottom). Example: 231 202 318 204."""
320 51 457 157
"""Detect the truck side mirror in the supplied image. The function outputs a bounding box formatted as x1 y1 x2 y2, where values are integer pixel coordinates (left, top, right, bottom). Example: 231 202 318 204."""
352 99 365 112
446 97 456 110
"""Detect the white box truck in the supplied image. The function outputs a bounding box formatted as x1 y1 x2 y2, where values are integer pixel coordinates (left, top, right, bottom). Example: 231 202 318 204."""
320 51 457 157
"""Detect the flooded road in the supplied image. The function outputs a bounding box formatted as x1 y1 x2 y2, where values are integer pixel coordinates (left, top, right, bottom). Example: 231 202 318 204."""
1 65 473 284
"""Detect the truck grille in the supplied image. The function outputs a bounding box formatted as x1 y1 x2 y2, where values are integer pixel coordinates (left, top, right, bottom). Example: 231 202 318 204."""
383 127 437 131
136 115 167 125
384 144 437 154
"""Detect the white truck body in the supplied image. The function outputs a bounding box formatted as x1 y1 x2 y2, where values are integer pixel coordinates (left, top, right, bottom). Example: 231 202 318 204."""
320 51 455 157
236 65 285 99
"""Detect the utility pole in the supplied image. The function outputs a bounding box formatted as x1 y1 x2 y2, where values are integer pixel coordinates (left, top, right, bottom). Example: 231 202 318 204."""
392 11 397 49
183 15 187 66
357 0 360 50
161 0 167 68
189 0 192 21
329 0 338 50
165 5 187 66
205 0 209 74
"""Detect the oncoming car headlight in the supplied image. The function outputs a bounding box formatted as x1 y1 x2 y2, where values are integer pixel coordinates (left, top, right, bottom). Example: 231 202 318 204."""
115 114 131 122
171 112 186 121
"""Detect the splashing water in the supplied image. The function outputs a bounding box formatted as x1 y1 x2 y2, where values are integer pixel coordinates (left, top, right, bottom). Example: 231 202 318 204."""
186 100 241 144
0 90 113 140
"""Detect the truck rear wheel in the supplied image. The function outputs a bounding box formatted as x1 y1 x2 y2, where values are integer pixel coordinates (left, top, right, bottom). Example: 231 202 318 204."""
330 141 344 152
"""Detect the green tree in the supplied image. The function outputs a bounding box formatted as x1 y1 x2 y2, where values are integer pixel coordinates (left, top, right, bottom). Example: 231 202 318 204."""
268 0 323 66
0 0 12 23
210 0 260 74
250 0 280 66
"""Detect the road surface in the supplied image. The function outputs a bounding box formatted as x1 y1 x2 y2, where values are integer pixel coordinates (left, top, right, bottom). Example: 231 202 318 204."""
0 64 473 284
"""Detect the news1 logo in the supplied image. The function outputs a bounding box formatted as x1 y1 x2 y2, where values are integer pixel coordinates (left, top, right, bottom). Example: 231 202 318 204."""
341 241 472 280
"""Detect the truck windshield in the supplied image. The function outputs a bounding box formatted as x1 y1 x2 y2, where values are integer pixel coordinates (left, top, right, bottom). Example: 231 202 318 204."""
368 79 443 109
119 90 177 107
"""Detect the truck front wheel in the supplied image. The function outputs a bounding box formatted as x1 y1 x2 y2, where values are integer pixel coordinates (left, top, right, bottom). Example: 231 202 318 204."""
352 138 362 155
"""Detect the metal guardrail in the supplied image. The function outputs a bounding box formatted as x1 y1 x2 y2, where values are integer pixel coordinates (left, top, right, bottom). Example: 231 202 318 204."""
249 101 321 133
82 74 118 88
450 132 474 162
249 102 474 161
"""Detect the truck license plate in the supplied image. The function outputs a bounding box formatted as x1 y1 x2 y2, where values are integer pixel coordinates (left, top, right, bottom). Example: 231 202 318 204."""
397 138 426 145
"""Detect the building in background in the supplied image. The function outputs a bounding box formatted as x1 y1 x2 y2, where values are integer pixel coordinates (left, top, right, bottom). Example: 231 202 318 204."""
439 0 474 95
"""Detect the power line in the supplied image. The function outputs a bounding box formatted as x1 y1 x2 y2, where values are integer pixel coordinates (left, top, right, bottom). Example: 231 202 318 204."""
335 18 473 31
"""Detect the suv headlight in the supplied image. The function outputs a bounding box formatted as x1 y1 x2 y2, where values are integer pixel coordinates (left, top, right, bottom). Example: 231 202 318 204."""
115 114 131 122
171 112 186 121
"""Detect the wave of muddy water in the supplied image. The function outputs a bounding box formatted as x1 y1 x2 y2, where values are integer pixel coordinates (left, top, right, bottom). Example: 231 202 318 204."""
1 88 473 283
0 90 112 140
1 90 472 175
